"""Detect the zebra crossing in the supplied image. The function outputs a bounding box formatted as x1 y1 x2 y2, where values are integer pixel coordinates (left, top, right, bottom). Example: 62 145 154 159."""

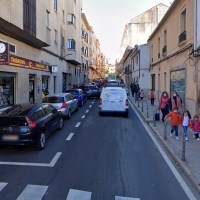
0 182 140 200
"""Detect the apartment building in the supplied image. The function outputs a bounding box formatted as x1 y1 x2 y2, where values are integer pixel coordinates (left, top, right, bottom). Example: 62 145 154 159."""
148 0 196 115
0 0 82 106
81 13 89 84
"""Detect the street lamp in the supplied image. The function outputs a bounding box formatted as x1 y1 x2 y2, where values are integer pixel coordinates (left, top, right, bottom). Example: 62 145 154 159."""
59 53 72 61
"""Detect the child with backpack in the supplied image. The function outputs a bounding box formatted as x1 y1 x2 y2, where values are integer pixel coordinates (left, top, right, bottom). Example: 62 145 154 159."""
190 115 200 141
149 89 156 105
164 107 180 140
180 110 191 141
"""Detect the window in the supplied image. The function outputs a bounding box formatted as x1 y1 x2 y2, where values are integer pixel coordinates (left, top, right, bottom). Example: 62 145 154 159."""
158 37 160 58
23 0 36 37
54 30 57 43
54 0 57 11
151 44 153 63
62 10 65 21
46 10 50 28
164 29 167 46
68 40 76 50
180 7 186 33
68 14 75 25
31 107 45 121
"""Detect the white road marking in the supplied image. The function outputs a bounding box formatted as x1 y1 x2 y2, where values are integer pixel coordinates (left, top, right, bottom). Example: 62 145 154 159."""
89 105 92 108
16 184 48 200
115 196 140 200
75 122 81 127
85 110 89 113
129 100 197 200
0 182 7 192
0 152 62 167
66 189 91 200
81 115 85 118
92 102 94 104
66 133 74 141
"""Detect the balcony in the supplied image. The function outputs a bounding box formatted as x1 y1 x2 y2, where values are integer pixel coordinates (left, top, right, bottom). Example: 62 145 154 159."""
89 61 96 70
124 65 132 74
179 31 186 44
162 45 167 55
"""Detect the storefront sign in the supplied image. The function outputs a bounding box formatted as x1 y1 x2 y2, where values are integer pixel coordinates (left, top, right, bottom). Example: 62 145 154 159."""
0 41 9 65
9 56 50 72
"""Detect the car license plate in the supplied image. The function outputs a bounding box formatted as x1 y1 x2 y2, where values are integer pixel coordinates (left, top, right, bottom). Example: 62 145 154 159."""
2 135 19 141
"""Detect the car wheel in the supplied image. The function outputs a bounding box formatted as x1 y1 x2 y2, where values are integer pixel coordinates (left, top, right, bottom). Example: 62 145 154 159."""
81 100 84 107
67 109 71 119
58 117 64 130
35 132 46 150
124 112 129 117
99 112 102 116
75 104 79 112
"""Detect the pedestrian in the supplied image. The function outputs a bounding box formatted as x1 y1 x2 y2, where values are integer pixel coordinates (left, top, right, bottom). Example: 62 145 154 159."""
120 79 124 85
149 89 156 105
164 106 181 140
140 90 144 100
158 91 170 122
134 81 140 101
169 91 182 111
190 115 200 141
180 110 191 141
130 81 135 97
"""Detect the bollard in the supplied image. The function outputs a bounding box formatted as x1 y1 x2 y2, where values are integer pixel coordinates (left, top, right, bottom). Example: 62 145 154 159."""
146 103 149 118
164 121 167 140
141 100 144 112
153 110 156 126
181 131 186 161
138 99 140 108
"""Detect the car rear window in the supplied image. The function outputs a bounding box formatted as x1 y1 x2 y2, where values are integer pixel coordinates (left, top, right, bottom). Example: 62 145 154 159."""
66 90 79 95
43 97 64 103
0 117 27 126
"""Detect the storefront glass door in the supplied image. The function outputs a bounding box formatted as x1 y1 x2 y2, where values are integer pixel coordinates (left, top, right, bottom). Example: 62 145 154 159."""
29 76 35 103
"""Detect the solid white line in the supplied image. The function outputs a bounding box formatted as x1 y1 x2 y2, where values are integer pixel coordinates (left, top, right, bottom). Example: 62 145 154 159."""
0 152 62 167
0 182 7 192
115 196 140 200
81 115 85 119
75 122 81 127
66 189 92 200
129 101 197 200
89 105 92 108
66 133 74 141
85 110 89 113
16 184 48 200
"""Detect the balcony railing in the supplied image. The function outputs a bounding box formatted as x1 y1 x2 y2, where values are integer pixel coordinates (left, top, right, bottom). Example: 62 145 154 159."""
162 45 167 54
179 31 186 43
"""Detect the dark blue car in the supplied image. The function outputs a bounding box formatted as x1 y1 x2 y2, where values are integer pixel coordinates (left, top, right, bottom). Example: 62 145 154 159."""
66 89 87 107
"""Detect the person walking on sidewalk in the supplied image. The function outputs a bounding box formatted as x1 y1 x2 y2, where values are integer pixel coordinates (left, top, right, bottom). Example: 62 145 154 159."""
164 107 181 140
180 110 191 141
169 91 182 111
158 91 170 122
130 81 135 97
134 82 140 101
149 89 156 105
140 90 144 100
190 115 200 141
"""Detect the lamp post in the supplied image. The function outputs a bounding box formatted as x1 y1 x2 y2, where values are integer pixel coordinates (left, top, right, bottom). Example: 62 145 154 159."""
182 131 186 161
164 121 167 140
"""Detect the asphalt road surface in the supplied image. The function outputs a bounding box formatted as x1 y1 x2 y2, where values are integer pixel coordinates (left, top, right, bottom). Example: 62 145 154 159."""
0 99 199 200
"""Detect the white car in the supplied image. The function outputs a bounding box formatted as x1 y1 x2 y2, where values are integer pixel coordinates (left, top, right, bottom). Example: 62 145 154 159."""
99 86 129 117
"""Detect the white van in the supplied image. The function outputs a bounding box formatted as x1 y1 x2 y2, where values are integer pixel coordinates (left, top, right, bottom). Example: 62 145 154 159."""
99 86 129 117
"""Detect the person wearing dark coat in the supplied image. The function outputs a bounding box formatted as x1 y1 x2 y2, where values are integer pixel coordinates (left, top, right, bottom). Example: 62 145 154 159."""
134 82 140 101
130 81 135 97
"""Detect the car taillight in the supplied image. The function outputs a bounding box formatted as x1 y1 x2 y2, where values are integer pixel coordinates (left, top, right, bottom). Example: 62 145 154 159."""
99 98 102 106
126 99 128 106
78 96 81 99
26 116 37 129
61 102 67 108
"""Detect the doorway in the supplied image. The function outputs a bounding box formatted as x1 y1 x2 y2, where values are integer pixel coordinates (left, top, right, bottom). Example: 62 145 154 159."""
29 75 35 103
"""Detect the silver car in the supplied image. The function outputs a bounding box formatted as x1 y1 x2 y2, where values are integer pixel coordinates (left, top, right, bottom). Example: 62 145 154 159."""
43 93 78 119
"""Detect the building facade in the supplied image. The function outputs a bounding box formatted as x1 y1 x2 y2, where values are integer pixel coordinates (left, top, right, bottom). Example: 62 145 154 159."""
148 0 196 115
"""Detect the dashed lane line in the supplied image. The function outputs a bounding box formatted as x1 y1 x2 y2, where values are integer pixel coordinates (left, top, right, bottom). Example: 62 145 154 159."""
81 115 85 119
0 182 7 192
85 110 89 113
89 105 92 108
66 133 74 141
75 122 81 128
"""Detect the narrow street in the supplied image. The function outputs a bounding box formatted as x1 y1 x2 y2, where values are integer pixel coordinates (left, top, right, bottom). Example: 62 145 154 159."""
0 99 198 200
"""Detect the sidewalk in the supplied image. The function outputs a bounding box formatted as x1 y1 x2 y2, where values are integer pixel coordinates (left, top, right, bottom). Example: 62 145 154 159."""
128 93 200 193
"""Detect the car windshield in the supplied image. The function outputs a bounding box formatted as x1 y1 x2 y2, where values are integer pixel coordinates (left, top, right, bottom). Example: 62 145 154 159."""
43 97 64 103
66 90 79 95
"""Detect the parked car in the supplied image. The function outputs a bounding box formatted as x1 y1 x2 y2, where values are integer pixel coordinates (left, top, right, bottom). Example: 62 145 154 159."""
82 85 101 98
43 93 78 119
66 89 87 107
95 80 101 88
0 103 64 150
99 86 129 117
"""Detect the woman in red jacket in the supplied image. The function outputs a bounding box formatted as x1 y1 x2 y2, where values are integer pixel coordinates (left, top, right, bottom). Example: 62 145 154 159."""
158 91 170 122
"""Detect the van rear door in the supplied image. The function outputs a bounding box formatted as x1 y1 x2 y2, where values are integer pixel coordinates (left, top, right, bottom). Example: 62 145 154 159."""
102 88 125 111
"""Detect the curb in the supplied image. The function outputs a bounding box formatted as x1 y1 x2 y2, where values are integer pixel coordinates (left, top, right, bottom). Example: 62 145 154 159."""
129 98 200 194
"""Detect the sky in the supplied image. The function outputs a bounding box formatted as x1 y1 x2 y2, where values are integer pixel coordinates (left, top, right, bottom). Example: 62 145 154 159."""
82 0 173 64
